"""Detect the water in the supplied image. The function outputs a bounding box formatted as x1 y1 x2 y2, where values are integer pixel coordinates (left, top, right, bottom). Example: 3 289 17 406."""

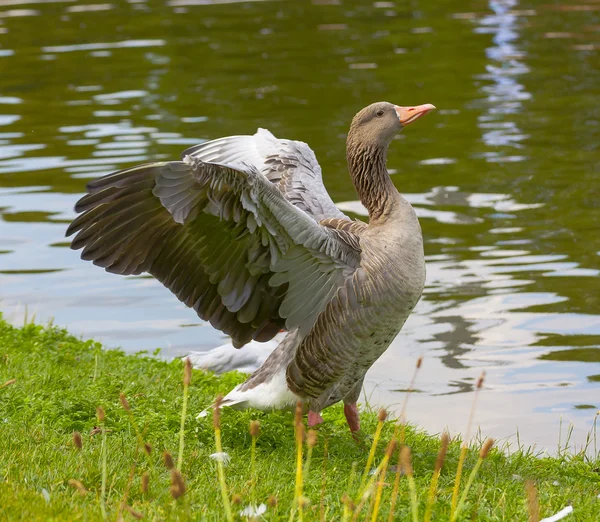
0 0 599 452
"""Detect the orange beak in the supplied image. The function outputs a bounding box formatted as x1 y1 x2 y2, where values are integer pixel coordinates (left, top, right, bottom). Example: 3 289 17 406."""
395 103 436 126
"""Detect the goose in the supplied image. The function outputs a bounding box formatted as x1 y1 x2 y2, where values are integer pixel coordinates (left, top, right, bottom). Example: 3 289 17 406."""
66 101 434 434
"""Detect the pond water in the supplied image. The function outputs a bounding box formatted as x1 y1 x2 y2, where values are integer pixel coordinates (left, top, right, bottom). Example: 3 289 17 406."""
0 0 599 452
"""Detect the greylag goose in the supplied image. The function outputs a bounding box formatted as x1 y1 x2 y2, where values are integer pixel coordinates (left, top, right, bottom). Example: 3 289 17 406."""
66 101 434 434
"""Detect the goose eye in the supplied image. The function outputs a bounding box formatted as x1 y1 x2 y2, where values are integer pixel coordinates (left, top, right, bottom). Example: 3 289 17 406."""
376 110 384 117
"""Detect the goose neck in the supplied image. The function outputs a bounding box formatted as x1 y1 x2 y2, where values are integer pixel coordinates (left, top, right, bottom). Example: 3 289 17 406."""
346 137 400 223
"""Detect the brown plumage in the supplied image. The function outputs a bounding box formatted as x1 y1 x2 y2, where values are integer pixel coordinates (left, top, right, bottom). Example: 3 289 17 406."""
67 101 435 434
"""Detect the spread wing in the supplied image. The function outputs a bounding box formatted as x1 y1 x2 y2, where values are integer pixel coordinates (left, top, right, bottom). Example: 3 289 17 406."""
66 154 362 348
182 128 348 223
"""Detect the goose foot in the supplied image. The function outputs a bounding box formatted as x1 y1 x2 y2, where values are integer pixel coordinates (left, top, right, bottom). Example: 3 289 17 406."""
344 403 360 433
307 410 324 427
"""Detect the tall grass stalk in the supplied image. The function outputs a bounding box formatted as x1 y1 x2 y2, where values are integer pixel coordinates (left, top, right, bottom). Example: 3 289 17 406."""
423 431 450 522
213 395 233 522
116 463 136 521
177 358 192 471
97 406 107 520
350 458 387 522
319 437 329 522
387 442 403 522
393 356 423 444
387 357 422 522
119 392 145 454
451 438 494 522
341 462 358 522
525 480 540 522
370 439 397 522
249 420 260 501
401 446 419 522
359 408 387 495
451 371 485 516
93 353 98 382
290 401 305 522
305 429 317 478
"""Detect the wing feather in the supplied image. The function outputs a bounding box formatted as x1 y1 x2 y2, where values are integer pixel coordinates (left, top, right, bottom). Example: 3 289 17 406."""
67 154 362 347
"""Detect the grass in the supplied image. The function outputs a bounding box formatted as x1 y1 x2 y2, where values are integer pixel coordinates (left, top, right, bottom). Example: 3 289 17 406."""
0 315 599 520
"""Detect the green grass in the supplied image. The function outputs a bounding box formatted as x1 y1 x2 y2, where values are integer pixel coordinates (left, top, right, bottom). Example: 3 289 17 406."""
0 316 598 521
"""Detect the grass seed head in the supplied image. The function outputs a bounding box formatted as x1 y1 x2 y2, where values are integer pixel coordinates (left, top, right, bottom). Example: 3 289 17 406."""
479 438 494 459
119 392 131 411
163 451 174 470
184 357 192 386
267 495 278 507
232 493 242 505
141 472 149 494
170 469 186 499
400 446 413 476
1 378 16 388
299 496 310 508
378 408 388 423
476 371 486 390
96 406 105 422
125 505 144 520
416 356 423 369
144 442 152 455
213 394 223 430
294 401 303 429
249 420 260 438
341 493 355 511
72 431 82 450
68 479 87 496
435 431 450 473
385 439 398 457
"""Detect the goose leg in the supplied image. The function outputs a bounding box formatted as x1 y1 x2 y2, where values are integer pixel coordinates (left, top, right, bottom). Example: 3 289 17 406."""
343 377 364 436
308 410 324 427
344 403 360 433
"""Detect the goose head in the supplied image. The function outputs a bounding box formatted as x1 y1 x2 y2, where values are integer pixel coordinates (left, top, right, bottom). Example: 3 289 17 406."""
348 101 436 147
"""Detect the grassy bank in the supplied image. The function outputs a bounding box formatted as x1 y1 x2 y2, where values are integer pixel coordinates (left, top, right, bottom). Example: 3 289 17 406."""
0 316 598 521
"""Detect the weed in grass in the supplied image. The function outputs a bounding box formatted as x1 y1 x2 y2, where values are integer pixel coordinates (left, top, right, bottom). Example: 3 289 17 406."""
141 472 149 495
96 405 107 520
213 394 233 522
423 431 450 522
371 439 397 521
393 355 422 444
319 437 328 522
68 479 87 497
291 401 305 522
177 357 192 471
305 428 318 478
163 451 174 471
249 419 260 500
170 469 186 499
72 431 83 450
341 462 358 522
125 504 144 519
451 438 494 522
350 454 387 521
116 463 137 521
401 445 419 522
451 370 485 517
359 408 387 496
